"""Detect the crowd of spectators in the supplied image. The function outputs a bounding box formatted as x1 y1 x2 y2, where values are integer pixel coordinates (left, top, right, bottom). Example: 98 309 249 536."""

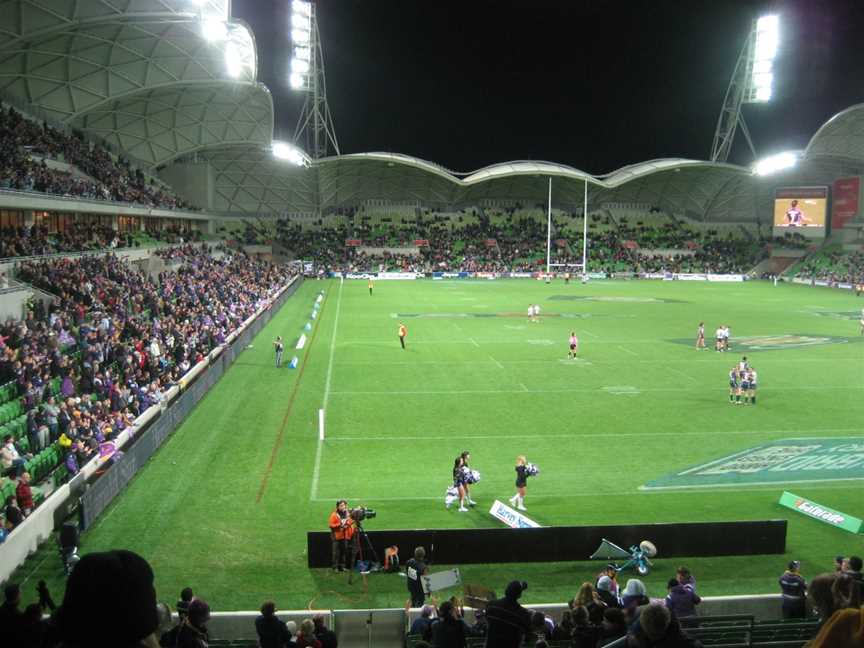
273 209 769 276
0 223 132 259
0 106 196 210
0 244 293 531
794 249 864 285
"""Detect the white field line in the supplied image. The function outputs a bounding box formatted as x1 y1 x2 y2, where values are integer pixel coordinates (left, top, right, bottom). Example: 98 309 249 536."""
329 385 864 396
580 330 599 337
618 345 638 356
519 382 529 392
667 366 698 383
489 355 504 369
310 479 864 503
333 357 863 366
469 337 480 347
314 427 862 442
310 279 344 501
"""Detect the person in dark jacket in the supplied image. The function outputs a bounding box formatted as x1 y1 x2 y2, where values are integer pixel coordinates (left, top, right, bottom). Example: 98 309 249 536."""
256 601 290 648
313 614 338 648
665 578 701 619
484 580 532 648
778 560 807 619
626 603 703 648
430 600 466 648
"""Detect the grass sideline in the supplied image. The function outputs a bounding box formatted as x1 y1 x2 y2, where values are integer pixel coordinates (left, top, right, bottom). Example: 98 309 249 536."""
10 278 864 611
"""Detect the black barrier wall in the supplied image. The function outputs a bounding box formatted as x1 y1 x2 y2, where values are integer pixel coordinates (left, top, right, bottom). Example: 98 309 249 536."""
80 278 304 529
307 520 786 567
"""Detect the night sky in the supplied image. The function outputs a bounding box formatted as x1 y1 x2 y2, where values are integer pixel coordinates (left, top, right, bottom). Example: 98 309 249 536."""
232 0 864 174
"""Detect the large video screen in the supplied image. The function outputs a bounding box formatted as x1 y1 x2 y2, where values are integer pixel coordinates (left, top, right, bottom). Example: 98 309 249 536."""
773 187 828 239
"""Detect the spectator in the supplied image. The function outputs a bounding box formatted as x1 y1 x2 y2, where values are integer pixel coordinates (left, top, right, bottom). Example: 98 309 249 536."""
572 582 608 625
4 494 23 530
0 583 24 645
1 434 27 477
601 607 628 645
626 603 702 647
846 556 864 598
804 604 864 647
570 605 602 648
313 613 337 648
161 597 210 648
255 601 291 648
621 579 650 615
484 580 532 648
809 572 862 627
15 471 33 515
295 618 322 648
551 609 574 641
596 575 622 609
779 560 807 619
57 549 160 648
665 577 701 619
430 599 466 648
410 604 437 637
176 587 194 621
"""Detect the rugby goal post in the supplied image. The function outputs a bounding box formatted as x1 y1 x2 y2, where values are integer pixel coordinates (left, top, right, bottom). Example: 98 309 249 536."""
545 177 589 278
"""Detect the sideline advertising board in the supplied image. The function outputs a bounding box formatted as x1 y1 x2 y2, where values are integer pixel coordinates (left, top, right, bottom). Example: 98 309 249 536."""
779 491 864 534
489 500 542 529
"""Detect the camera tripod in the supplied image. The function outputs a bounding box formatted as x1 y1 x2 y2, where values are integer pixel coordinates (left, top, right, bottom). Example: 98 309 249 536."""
347 523 380 585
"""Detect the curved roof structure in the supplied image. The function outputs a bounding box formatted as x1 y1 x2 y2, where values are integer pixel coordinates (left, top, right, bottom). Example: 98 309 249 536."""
0 0 272 167
805 103 864 163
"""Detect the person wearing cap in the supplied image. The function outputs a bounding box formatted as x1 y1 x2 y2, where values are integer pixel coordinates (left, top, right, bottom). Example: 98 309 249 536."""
595 575 621 609
484 580 532 648
779 560 807 619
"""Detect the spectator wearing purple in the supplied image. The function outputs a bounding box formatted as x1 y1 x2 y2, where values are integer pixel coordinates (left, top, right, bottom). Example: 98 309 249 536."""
665 578 701 619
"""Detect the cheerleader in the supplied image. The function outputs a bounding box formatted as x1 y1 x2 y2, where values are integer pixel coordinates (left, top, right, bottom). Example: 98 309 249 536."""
460 451 478 507
509 455 530 511
452 456 469 512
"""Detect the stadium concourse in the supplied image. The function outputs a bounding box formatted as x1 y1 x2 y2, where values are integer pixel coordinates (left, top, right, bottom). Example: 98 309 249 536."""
0 2 863 648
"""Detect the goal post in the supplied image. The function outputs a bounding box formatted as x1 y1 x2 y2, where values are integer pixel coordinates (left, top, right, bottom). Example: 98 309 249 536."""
545 176 589 277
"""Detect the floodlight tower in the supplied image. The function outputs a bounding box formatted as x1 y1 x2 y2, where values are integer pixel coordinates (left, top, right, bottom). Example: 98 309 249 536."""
710 15 779 163
290 0 340 159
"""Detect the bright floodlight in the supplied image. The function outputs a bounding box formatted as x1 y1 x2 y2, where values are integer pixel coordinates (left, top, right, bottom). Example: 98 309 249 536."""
272 141 306 165
292 11 311 30
749 14 779 103
293 0 312 16
291 28 310 44
289 73 304 89
294 46 311 61
291 58 309 74
754 151 797 176
202 19 228 41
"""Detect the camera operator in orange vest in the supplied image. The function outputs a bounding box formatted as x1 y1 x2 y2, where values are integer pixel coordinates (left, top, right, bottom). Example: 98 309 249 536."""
329 499 356 572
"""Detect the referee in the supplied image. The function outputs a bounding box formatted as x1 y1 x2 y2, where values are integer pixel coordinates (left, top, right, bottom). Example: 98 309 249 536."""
398 323 407 349
274 336 284 368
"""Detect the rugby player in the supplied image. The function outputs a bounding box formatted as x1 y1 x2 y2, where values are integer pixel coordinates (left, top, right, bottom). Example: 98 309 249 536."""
739 368 750 405
696 322 705 351
528 304 535 323
860 308 864 335
534 304 541 322
398 323 408 349
729 366 740 404
568 331 579 359
748 368 758 405
715 325 724 352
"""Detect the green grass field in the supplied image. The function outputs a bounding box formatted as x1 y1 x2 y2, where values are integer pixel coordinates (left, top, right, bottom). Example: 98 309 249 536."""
12 278 864 611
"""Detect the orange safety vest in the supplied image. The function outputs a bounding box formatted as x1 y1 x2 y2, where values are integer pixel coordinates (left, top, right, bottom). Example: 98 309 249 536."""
329 511 354 540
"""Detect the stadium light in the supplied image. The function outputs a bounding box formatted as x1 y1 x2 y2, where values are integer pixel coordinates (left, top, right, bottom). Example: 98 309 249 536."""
291 28 311 44
272 141 308 166
754 151 797 176
749 14 779 103
289 72 304 89
290 58 310 74
293 0 312 16
202 19 228 42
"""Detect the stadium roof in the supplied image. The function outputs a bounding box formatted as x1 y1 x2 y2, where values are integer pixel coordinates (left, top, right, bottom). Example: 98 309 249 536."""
0 0 273 167
804 102 864 163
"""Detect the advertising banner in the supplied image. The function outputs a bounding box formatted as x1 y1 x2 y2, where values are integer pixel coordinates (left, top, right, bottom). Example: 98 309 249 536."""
509 272 533 278
414 239 430 247
475 272 498 279
489 500 542 529
345 239 362 247
831 177 860 230
779 491 864 534
676 273 708 281
377 272 418 280
707 274 745 282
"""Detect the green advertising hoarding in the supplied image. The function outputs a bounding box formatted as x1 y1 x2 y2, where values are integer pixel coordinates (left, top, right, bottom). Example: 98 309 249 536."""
779 491 864 534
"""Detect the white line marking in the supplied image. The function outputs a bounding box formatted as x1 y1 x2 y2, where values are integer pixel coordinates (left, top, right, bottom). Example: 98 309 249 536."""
580 329 598 338
667 366 698 383
489 355 504 369
19 553 51 589
330 385 863 396
311 479 864 502
519 382 529 392
311 279 344 501
469 337 480 347
618 345 638 356
318 427 862 441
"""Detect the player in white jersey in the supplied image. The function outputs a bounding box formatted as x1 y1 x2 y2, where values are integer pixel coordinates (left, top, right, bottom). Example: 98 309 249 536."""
533 304 541 322
696 322 705 350
527 304 535 323
715 326 724 352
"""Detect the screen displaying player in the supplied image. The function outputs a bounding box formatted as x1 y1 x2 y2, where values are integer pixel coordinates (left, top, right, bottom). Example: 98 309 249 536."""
773 187 828 239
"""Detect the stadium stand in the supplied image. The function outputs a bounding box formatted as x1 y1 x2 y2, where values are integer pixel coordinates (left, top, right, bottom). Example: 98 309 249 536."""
0 106 197 210
789 246 864 285
0 245 294 530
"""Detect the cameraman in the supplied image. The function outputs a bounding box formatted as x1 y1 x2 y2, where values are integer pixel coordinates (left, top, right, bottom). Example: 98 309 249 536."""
328 500 356 572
